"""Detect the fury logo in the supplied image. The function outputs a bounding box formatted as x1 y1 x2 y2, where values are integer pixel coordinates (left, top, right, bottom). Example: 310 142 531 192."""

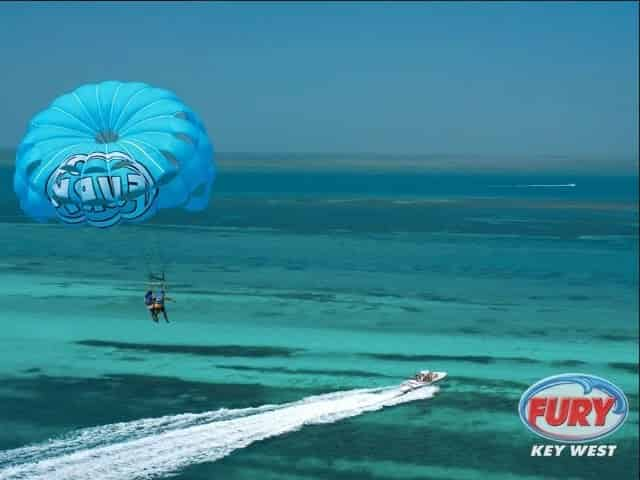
527 397 615 428
519 374 628 443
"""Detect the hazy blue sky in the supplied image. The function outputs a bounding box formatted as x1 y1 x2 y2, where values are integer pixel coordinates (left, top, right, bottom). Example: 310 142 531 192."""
0 1 637 168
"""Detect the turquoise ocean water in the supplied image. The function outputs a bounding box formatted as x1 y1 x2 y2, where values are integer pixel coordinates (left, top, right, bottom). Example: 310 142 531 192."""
0 164 637 479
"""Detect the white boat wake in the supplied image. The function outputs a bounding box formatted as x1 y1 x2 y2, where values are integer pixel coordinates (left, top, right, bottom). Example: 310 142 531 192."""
0 383 439 480
489 183 577 188
515 183 576 188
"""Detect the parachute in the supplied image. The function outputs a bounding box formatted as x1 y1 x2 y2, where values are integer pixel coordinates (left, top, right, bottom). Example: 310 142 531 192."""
14 81 215 228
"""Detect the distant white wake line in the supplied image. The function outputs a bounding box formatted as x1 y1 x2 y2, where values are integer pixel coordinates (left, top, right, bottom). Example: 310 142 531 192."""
0 384 438 480
490 183 576 188
517 183 576 188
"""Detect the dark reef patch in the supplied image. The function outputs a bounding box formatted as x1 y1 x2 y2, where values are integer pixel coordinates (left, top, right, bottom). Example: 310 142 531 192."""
608 362 638 373
120 356 145 362
458 327 484 335
401 306 422 313
360 352 540 365
597 334 638 343
625 393 639 411
447 375 530 391
75 340 302 358
217 365 393 379
526 329 550 337
550 359 588 368
567 295 591 301
417 293 472 304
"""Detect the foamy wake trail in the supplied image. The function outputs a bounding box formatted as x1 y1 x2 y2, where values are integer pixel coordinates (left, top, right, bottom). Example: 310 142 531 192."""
0 384 438 480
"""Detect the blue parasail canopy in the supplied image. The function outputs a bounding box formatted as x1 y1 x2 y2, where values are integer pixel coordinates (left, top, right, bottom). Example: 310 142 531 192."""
14 81 215 228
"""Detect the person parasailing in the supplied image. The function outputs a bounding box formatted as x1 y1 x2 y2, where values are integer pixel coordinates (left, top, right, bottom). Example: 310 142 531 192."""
145 273 172 323
152 283 173 323
144 289 158 322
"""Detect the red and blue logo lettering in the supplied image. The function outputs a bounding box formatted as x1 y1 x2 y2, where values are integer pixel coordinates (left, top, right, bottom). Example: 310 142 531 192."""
519 374 628 443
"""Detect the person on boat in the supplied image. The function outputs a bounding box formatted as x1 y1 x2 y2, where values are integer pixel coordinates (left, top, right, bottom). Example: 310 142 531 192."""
415 371 435 382
144 290 158 322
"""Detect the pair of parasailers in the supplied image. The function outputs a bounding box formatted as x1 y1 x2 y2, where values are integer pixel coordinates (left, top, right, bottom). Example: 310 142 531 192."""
144 287 171 323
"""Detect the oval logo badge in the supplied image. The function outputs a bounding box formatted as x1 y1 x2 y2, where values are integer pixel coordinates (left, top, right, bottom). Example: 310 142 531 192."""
519 374 628 443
